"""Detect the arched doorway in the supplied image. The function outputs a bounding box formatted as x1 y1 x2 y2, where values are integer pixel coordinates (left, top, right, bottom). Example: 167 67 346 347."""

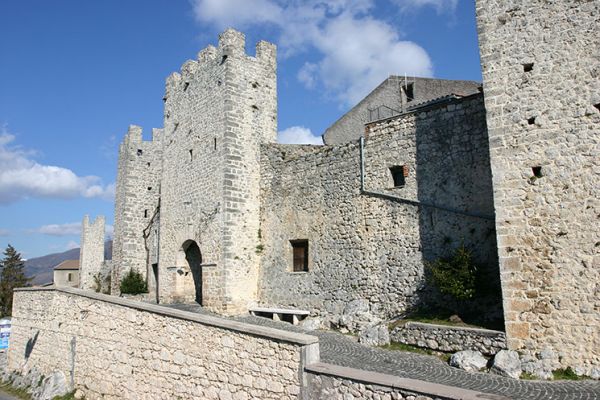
177 240 203 305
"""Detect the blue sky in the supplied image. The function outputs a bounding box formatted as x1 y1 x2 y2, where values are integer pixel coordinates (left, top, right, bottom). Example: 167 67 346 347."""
0 0 482 259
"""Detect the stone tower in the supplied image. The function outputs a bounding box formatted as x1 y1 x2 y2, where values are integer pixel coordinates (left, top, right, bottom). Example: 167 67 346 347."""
476 0 599 373
111 125 163 294
79 215 105 291
156 29 277 313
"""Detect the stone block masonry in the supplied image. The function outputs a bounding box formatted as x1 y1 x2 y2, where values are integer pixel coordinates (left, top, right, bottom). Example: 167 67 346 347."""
79 215 105 291
8 287 318 400
476 0 600 373
258 94 500 329
390 322 506 356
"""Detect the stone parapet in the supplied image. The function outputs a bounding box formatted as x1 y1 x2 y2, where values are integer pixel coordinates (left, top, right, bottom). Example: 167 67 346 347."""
390 322 506 356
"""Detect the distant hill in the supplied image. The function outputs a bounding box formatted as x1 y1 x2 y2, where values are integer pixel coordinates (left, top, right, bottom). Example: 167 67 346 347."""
25 241 112 285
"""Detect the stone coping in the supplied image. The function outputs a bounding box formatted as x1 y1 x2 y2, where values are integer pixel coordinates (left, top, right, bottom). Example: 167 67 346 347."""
305 362 509 400
14 286 319 346
249 307 310 315
402 321 505 336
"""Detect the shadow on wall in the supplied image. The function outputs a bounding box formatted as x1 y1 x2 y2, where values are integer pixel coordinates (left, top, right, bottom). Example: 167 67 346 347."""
413 98 504 329
24 331 39 360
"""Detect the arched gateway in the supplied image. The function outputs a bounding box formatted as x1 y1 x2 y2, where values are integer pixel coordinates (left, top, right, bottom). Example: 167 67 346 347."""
174 240 203 304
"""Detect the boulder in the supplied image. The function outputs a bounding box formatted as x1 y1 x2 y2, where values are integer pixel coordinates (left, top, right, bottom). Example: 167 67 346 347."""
299 317 321 331
490 350 522 379
358 324 390 347
37 371 69 400
449 350 488 372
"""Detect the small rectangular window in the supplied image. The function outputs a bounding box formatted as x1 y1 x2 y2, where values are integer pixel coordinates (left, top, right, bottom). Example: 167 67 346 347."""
404 83 414 102
523 63 534 72
189 149 193 161
144 209 148 218
390 166 407 187
67 273 72 282
532 166 543 178
291 240 309 272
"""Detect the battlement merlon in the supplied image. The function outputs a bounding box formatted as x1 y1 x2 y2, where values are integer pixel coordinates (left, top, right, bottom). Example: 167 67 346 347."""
118 125 163 155
164 29 276 94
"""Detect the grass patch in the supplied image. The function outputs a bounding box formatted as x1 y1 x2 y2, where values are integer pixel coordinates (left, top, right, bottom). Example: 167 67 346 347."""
379 342 451 362
0 381 32 399
552 367 582 381
520 372 537 380
52 391 78 400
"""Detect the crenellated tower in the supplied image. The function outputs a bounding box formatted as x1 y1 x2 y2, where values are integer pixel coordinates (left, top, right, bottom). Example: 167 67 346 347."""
79 215 106 291
156 29 277 313
111 125 163 294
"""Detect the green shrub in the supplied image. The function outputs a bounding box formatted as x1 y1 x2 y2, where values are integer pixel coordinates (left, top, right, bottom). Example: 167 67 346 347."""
119 269 148 295
426 245 477 301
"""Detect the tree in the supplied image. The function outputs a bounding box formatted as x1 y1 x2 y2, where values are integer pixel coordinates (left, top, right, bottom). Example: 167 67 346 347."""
0 244 32 316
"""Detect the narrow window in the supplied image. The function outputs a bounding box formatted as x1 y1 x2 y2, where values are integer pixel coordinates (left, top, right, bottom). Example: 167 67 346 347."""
528 116 536 125
532 166 543 178
214 137 217 151
144 209 148 218
220 55 228 65
183 82 189 92
189 149 193 161
67 273 72 282
174 122 179 132
147 162 151 167
390 166 407 187
291 240 309 272
163 96 168 103
523 63 534 72
147 187 152 191
137 149 143 156
404 83 414 102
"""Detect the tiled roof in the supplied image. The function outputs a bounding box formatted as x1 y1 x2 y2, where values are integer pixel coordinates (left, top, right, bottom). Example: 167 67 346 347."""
54 259 79 270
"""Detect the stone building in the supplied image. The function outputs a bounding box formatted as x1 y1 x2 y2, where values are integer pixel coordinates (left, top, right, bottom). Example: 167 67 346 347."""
77 0 599 375
52 260 79 287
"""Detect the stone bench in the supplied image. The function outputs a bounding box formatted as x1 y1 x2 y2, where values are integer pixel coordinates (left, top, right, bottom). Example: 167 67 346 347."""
249 307 310 325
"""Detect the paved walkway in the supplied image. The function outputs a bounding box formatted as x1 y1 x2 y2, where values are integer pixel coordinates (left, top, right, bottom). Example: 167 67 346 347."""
169 304 600 400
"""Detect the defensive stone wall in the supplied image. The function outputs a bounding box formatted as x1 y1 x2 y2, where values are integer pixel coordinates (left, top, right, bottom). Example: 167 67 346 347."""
111 125 163 294
78 215 105 291
476 0 600 373
323 76 481 145
8 287 318 400
157 29 277 313
258 94 499 328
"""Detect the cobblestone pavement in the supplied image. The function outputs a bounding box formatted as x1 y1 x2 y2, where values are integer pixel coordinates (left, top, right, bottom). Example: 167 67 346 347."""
168 304 600 400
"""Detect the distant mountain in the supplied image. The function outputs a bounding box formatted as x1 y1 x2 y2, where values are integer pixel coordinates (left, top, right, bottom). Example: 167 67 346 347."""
25 241 112 285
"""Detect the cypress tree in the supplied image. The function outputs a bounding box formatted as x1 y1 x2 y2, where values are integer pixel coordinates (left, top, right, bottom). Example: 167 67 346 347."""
0 244 31 316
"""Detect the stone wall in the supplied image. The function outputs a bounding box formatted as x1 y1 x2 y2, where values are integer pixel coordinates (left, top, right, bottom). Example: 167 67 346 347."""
305 363 504 400
111 125 163 295
323 76 481 145
476 0 600 373
258 94 500 329
156 29 277 313
79 215 105 291
8 287 318 400
390 322 506 356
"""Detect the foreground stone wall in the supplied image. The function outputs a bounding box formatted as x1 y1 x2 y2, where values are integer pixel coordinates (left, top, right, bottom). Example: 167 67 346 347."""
8 288 318 400
259 94 499 329
476 0 600 372
390 322 506 356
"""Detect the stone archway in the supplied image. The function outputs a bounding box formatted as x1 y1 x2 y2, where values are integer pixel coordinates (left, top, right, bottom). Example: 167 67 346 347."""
176 240 203 305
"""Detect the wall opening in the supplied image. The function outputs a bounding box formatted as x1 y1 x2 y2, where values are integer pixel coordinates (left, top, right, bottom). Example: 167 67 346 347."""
594 103 600 112
189 149 193 161
178 240 203 305
67 273 72 282
144 209 148 218
390 165 407 187
404 83 414 102
523 63 534 72
291 240 309 272
213 137 217 151
137 149 143 156
183 82 189 92
528 116 536 125
532 166 543 178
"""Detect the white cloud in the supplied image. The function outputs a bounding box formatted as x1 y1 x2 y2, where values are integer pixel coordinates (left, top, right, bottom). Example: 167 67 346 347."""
392 0 458 14
278 126 323 145
191 0 433 106
31 222 114 238
0 127 115 204
65 240 79 250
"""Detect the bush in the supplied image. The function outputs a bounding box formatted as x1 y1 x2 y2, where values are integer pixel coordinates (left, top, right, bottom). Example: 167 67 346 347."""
426 244 477 301
119 269 148 295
